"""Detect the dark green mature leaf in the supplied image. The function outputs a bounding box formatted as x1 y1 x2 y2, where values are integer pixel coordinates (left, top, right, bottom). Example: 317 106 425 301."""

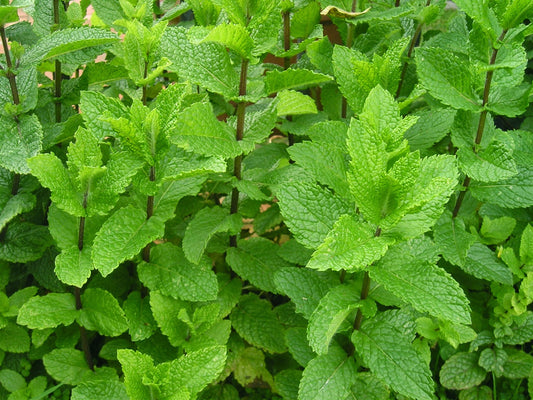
165 345 227 396
28 153 84 216
352 319 434 400
0 67 38 114
54 246 93 288
434 211 477 267
138 243 218 301
370 254 471 325
0 222 52 263
231 294 286 353
285 327 316 368
308 282 361 355
170 101 242 158
183 207 241 264
416 47 481 111
161 27 239 97
22 28 118 66
0 114 42 174
92 206 165 277
117 349 155 400
123 291 156 342
149 292 189 347
43 348 92 385
405 108 457 151
307 215 392 272
289 142 351 200
348 372 390 400
0 323 30 353
0 192 35 232
71 380 129 400
277 181 351 249
78 288 128 336
17 293 78 329
80 91 128 141
265 69 332 95
462 243 513 284
457 139 517 182
227 237 292 294
440 352 487 390
277 90 318 116
274 268 337 318
500 0 533 29
299 346 357 400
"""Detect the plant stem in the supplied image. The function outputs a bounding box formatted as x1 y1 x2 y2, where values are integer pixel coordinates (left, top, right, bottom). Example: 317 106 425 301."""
395 0 401 6
282 9 296 148
396 0 431 98
341 0 357 118
75 287 94 370
75 191 93 370
53 0 62 123
353 226 381 331
452 29 507 218
1 25 22 195
229 59 249 248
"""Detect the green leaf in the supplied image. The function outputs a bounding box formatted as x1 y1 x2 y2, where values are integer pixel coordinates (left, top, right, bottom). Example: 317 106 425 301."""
149 292 189 347
0 66 38 114
265 69 332 95
352 319 434 400
487 83 530 117
183 206 241 264
274 267 337 318
298 346 357 400
0 114 42 174
370 252 471 324
165 345 227 396
275 369 302 400
78 288 128 336
458 139 517 182
478 348 507 376
80 91 128 141
502 349 533 379
71 380 129 400
348 372 390 400
17 293 78 329
500 0 533 29
0 323 30 353
22 27 118 66
200 24 253 59
276 90 318 116
308 282 361 355
453 0 499 40
470 164 533 208
92 206 165 277
235 98 278 154
285 327 316 367
0 6 19 25
123 291 156 342
227 237 292 294
462 243 513 284
289 142 350 199
43 348 92 385
0 369 25 393
416 47 481 111
28 153 84 216
138 243 218 301
170 101 242 158
117 349 155 400
162 27 239 97
291 2 321 38
434 211 477 267
405 108 457 151
480 216 516 244
230 294 286 353
440 352 487 390
0 193 35 232
520 224 533 265
54 246 93 288
232 346 274 389
307 215 392 272
0 222 52 263
276 181 351 249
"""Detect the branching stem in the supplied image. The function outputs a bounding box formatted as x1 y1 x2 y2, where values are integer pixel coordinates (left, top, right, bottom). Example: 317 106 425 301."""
452 29 507 218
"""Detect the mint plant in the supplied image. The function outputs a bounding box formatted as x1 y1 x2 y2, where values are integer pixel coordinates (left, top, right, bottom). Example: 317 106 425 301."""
1 0 533 399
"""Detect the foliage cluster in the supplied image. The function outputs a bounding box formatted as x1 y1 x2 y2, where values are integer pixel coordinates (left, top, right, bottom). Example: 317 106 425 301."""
0 0 533 399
